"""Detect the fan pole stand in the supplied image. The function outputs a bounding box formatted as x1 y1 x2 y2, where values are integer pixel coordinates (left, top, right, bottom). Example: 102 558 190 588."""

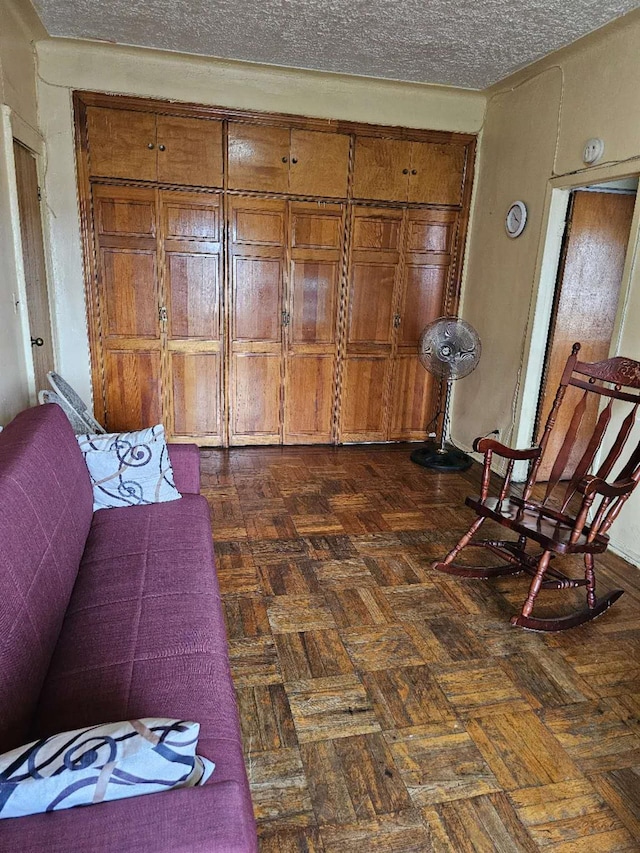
410 379 473 472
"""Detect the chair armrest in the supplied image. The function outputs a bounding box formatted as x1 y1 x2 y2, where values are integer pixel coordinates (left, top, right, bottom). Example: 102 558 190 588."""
167 443 201 494
473 437 541 461
578 474 637 499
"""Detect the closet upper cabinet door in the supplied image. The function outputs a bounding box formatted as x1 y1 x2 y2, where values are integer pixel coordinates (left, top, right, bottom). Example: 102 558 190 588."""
408 141 467 205
289 130 350 198
227 123 290 193
156 116 223 188
86 107 157 181
352 137 410 201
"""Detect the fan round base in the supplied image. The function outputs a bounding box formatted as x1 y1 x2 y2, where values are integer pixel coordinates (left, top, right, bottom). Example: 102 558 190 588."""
410 441 473 472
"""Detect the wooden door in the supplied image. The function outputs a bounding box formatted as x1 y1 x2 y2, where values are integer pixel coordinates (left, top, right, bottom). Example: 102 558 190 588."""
407 141 467 205
537 189 636 479
227 123 290 193
284 202 345 443
339 206 404 441
352 137 411 202
229 197 286 444
389 209 458 439
86 107 157 181
161 191 223 444
156 116 223 188
92 184 163 430
289 130 350 198
13 141 55 393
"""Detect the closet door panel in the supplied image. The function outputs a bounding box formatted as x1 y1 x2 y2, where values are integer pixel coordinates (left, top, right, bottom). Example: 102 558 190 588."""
290 259 338 344
289 130 350 198
348 263 396 345
104 350 162 432
229 198 286 444
156 116 223 188
100 250 158 338
227 123 290 193
171 352 220 437
408 141 467 205
162 191 223 444
399 265 447 346
231 354 282 442
352 137 410 201
86 107 157 181
340 357 390 440
388 355 437 440
285 355 335 442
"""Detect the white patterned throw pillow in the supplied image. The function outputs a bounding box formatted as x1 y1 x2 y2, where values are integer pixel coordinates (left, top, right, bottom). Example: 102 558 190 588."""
77 425 182 511
0 718 215 819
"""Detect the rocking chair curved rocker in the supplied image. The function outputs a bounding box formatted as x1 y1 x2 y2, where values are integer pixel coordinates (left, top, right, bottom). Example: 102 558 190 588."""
434 344 640 631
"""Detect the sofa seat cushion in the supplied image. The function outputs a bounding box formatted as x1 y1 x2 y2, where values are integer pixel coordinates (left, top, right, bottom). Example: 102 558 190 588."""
33 496 247 788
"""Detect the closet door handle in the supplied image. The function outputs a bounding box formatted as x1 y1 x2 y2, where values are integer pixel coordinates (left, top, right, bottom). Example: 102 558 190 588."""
282 156 288 163
291 157 298 164
282 311 290 326
158 144 166 152
393 314 401 328
402 168 409 175
147 143 155 150
411 169 417 175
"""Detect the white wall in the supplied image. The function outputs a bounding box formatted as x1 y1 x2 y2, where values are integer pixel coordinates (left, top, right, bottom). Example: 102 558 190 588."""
35 38 486 411
455 10 640 564
0 0 46 424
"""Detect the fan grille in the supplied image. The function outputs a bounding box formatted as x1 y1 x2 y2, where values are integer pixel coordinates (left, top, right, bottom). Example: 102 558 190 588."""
419 317 481 380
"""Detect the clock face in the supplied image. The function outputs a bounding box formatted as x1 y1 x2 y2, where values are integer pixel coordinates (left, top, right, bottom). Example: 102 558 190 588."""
506 201 527 238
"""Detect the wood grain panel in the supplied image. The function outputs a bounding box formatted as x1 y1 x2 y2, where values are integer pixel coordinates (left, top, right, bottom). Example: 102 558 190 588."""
233 258 283 341
388 355 436 440
408 140 467 205
289 130 350 198
170 352 220 436
86 107 157 181
352 137 410 202
285 355 335 442
347 265 396 345
228 123 290 193
292 211 343 250
340 357 390 440
156 115 223 187
96 195 156 238
100 249 158 338
398 265 447 347
103 349 162 431
231 353 282 441
164 200 218 240
167 254 219 340
290 261 339 344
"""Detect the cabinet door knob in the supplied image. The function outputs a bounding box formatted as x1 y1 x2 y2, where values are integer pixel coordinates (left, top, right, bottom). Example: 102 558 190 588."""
31 336 44 347
291 157 298 164
158 144 166 152
147 143 155 150
402 168 409 175
282 156 288 163
411 169 417 175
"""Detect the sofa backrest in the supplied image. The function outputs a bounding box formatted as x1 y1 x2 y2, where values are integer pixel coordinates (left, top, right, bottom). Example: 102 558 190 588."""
0 404 94 751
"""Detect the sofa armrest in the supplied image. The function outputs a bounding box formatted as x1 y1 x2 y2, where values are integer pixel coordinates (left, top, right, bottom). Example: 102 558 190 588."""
167 443 201 494
0 781 258 853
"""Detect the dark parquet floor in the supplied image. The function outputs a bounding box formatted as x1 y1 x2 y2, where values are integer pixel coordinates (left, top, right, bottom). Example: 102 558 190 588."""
200 444 640 852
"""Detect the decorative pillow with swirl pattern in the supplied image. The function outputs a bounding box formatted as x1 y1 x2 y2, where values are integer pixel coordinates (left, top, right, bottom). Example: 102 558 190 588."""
0 718 215 819
77 425 182 511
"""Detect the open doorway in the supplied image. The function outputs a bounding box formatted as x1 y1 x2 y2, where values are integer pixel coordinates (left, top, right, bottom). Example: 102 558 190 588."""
534 177 637 480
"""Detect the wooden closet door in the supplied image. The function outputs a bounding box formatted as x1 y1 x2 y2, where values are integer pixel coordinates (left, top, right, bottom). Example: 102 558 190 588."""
86 107 157 181
352 137 411 202
289 130 350 198
156 116 223 188
408 141 467 205
389 209 458 439
339 206 404 441
229 197 286 444
284 202 345 443
161 191 223 444
227 123 290 193
92 185 163 430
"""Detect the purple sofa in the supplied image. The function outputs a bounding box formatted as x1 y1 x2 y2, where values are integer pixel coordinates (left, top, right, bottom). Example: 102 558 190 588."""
0 404 257 852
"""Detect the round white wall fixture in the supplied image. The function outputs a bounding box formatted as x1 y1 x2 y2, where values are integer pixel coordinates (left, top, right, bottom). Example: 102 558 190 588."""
505 201 527 238
583 138 605 164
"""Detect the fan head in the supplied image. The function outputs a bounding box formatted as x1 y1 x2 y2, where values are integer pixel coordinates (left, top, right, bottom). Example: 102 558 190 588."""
419 316 481 380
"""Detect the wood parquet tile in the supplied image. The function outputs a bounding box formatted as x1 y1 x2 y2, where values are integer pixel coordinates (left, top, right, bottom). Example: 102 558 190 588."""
203 444 640 851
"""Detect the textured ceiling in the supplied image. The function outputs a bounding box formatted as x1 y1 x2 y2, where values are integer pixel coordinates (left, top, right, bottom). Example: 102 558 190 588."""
32 0 639 89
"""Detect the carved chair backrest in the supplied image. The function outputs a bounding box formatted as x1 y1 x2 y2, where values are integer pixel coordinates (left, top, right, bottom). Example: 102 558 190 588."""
525 343 640 540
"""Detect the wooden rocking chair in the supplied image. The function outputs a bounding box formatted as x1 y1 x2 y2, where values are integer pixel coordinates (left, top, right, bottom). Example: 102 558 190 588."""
434 343 640 631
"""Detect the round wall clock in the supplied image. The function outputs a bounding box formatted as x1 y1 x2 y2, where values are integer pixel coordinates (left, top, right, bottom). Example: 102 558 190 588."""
505 201 527 238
